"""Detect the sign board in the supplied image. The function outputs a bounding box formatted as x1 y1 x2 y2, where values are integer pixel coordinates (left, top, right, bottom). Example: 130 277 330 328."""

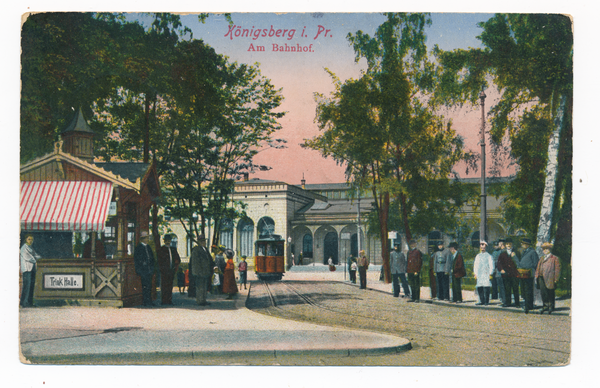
388 231 398 240
43 273 85 290
108 202 117 216
341 233 351 240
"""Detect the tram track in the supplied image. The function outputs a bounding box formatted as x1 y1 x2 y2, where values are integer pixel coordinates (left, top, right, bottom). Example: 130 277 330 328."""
256 280 570 356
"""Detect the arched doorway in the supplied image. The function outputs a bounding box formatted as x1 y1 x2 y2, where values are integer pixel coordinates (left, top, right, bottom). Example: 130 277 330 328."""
323 232 338 264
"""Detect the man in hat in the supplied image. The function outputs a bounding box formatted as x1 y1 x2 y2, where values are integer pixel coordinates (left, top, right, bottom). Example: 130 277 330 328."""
390 242 410 298
516 238 539 313
449 242 466 303
190 234 214 306
497 238 520 307
491 239 506 304
20 234 41 308
406 240 423 302
157 234 181 306
432 241 451 301
134 231 156 307
474 241 495 305
535 242 561 314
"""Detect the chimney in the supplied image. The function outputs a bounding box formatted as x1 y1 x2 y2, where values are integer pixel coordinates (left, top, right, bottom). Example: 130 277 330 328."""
243 172 249 182
301 173 306 189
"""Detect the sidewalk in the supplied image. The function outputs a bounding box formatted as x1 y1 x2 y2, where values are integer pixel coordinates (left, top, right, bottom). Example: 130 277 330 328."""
19 268 410 363
287 264 571 316
19 265 570 363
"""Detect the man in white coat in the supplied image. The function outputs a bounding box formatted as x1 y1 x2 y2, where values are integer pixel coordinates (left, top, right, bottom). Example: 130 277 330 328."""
474 241 495 306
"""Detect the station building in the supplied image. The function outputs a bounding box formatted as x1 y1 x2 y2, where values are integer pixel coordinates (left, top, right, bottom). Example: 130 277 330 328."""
168 176 511 267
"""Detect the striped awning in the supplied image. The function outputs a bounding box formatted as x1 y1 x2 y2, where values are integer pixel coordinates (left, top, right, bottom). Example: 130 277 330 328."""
20 181 113 232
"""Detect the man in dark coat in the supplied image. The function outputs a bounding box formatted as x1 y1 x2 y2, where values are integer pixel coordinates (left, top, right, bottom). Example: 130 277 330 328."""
157 234 181 306
449 242 466 303
406 240 423 303
516 238 539 313
497 238 520 307
134 231 156 307
191 234 214 306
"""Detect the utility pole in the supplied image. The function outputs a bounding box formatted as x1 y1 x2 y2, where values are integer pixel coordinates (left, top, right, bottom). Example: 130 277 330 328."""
357 192 361 254
479 89 487 243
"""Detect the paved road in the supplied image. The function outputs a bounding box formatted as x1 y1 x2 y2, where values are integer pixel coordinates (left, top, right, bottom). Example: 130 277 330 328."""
248 280 571 366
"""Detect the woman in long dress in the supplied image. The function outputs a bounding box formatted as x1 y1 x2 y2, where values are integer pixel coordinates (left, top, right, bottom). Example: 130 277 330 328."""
222 249 239 300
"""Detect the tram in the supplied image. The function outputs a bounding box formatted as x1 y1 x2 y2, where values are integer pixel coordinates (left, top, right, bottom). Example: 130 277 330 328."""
254 234 285 281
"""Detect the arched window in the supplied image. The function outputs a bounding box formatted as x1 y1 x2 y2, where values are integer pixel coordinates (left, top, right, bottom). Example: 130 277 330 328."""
220 218 233 249
257 217 275 238
302 233 313 258
237 218 254 258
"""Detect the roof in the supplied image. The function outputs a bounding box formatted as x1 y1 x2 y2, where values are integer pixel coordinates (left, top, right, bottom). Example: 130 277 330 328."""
61 108 95 134
236 178 286 185
303 183 351 191
95 162 152 184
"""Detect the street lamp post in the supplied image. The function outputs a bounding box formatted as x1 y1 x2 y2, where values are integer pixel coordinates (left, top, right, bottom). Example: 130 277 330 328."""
479 89 487 243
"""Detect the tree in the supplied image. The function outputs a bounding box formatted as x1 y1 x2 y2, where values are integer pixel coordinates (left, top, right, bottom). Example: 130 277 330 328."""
305 13 474 282
434 14 572 289
20 12 130 163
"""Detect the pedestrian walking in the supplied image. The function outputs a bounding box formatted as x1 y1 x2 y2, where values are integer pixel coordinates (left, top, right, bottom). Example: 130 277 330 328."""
390 242 410 298
157 234 181 306
238 256 248 290
497 238 520 307
134 231 156 307
328 257 336 271
20 234 41 308
536 242 561 314
358 250 369 289
474 241 494 305
406 240 423 303
222 249 238 300
433 242 451 300
190 234 214 306
347 255 354 281
177 267 186 294
516 238 539 313
214 246 226 294
449 242 466 303
350 259 358 284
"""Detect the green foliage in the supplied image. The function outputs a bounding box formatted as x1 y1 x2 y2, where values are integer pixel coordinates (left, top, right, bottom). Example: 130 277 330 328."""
435 14 572 285
305 13 475 253
21 12 285 247
20 12 132 162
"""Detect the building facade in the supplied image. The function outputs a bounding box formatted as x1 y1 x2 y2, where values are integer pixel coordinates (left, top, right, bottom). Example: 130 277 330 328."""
168 177 510 267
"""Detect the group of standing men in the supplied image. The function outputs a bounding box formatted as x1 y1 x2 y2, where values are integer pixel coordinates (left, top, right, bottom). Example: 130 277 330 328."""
389 240 425 303
389 237 561 314
133 231 182 307
491 237 561 314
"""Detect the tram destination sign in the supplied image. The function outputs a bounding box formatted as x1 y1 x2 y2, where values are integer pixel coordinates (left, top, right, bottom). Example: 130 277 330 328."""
43 273 85 290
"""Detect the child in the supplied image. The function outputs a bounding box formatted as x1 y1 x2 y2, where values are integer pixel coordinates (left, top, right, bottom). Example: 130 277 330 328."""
177 267 186 294
238 256 248 290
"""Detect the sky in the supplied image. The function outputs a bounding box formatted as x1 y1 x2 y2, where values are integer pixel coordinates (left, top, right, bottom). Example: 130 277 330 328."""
130 12 498 185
